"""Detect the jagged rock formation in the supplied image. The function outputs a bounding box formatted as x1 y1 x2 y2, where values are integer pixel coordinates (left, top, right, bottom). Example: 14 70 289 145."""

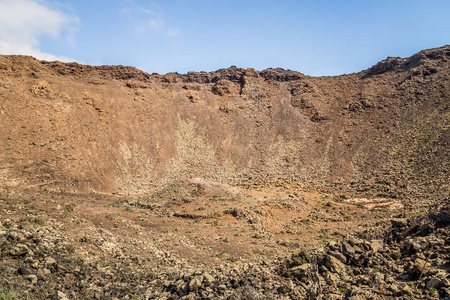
0 46 449 206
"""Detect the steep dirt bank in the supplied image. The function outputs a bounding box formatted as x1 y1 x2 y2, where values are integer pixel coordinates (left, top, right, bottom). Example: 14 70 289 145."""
0 46 449 207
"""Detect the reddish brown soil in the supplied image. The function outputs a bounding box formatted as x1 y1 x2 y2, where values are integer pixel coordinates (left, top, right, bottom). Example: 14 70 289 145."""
0 46 448 298
0 46 448 207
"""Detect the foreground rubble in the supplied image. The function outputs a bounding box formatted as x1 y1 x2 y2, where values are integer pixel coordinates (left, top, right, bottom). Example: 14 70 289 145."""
1 196 448 299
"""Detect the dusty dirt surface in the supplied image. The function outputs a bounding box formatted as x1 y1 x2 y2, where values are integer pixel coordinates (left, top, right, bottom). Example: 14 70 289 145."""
1 182 448 299
3 179 388 266
0 180 402 299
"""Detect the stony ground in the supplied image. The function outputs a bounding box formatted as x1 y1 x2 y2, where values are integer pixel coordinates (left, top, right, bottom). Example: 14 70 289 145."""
0 46 449 299
0 182 448 299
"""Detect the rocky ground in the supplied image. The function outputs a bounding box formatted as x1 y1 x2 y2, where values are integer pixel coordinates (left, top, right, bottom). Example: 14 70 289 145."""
0 185 448 299
0 46 449 299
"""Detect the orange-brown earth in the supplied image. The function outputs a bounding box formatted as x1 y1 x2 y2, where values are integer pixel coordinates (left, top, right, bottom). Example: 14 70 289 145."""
0 46 449 299
0 46 448 201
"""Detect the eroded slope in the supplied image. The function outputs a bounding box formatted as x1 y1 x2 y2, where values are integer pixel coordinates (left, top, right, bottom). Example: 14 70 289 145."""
0 46 449 207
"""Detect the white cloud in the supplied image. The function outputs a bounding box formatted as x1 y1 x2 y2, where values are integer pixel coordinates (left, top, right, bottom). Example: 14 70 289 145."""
0 0 80 62
167 28 180 38
138 6 155 15
149 19 164 32
121 0 180 38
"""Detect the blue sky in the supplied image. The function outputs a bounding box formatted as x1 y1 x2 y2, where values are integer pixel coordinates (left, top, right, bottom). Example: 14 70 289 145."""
0 0 449 76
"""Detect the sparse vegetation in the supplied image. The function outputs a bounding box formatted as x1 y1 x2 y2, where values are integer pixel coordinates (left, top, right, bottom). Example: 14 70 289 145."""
277 249 312 278
0 284 18 300
0 46 449 300
18 216 46 226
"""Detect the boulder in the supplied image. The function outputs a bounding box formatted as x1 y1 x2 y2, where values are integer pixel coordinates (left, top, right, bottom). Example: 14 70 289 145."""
325 255 346 275
189 275 203 292
203 272 215 285
291 263 312 280
324 272 340 285
426 278 446 289
45 257 57 267
391 218 407 228
25 274 38 284
412 259 430 275
369 240 384 253
54 291 69 300
342 242 355 258
10 243 29 256
329 251 346 264
18 266 33 275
